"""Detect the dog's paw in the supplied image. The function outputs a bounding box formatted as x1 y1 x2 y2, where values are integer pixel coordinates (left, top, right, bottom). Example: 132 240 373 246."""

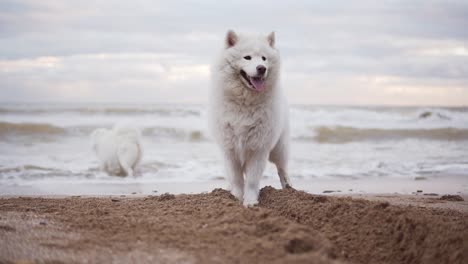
243 199 258 207
243 188 259 207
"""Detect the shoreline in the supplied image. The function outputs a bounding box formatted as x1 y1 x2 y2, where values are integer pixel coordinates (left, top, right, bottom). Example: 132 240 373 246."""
1 175 467 196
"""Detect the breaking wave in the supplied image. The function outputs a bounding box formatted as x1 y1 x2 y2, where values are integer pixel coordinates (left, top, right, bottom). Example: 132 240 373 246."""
0 121 205 142
309 126 468 143
2 121 468 144
0 122 66 136
142 127 205 141
2 104 468 185
2 105 468 143
0 106 201 117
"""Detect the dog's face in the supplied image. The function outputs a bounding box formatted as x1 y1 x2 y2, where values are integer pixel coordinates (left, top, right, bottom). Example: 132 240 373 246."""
223 30 279 92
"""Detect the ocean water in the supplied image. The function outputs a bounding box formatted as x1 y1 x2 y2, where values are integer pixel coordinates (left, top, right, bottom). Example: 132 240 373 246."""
1 103 468 190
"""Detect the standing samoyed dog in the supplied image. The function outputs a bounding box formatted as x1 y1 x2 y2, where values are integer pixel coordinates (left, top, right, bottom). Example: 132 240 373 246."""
210 30 291 206
91 125 142 177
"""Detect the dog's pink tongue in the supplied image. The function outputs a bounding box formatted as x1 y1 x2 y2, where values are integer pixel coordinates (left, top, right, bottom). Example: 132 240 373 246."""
250 78 264 91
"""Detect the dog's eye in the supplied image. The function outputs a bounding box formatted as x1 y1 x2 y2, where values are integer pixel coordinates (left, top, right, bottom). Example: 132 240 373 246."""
243 56 251 60
262 56 266 61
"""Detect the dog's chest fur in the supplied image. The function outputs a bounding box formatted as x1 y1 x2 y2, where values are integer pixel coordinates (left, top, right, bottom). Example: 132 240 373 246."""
219 96 278 162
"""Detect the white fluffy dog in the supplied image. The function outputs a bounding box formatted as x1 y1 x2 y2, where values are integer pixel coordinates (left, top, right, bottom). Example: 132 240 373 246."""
91 125 142 177
210 30 291 206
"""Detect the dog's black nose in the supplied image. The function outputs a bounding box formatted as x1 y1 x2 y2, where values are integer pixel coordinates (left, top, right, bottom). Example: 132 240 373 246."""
256 65 266 75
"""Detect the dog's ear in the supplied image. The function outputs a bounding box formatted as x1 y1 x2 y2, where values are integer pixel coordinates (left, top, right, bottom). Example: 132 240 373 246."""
267 31 275 48
225 30 238 48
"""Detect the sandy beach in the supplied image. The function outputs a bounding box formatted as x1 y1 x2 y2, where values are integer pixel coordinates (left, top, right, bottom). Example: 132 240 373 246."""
1 186 466 264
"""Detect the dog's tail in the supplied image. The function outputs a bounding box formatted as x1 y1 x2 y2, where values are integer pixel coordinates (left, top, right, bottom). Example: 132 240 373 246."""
114 124 143 172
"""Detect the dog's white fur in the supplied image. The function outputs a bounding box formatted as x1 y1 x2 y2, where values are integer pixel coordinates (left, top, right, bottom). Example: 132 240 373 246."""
91 125 142 177
209 30 291 207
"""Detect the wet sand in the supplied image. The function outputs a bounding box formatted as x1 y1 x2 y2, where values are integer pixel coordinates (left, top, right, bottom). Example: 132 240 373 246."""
1 187 467 264
2 176 467 196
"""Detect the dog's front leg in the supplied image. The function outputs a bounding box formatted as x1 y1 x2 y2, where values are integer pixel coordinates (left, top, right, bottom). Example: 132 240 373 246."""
243 151 268 207
224 152 244 202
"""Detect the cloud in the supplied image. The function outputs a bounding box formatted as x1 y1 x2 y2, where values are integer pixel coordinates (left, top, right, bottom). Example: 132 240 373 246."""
0 1 467 105
0 53 210 102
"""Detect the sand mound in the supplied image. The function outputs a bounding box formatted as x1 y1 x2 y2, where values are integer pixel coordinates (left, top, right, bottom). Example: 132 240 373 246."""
259 186 467 264
1 187 467 263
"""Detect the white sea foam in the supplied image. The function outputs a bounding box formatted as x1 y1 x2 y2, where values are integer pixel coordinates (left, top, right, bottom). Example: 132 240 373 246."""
0 103 467 188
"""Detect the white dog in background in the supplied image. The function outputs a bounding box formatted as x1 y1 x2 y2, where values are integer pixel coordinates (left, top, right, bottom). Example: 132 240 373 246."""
210 30 291 207
91 125 142 177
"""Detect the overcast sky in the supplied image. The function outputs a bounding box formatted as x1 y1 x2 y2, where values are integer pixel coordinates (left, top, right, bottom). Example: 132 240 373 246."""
1 0 467 105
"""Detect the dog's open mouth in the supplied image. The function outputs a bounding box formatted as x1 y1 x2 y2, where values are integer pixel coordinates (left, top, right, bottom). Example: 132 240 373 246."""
240 70 265 92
